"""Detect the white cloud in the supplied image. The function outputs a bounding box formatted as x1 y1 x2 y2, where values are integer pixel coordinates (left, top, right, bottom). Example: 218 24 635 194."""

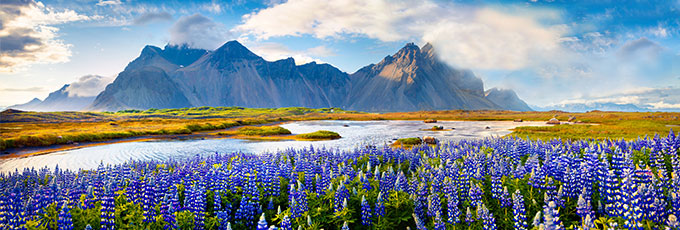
64 75 114 97
203 2 222 14
132 12 172 25
0 0 92 72
169 14 231 50
648 25 669 38
648 101 680 109
236 0 565 70
96 0 122 6
249 43 329 65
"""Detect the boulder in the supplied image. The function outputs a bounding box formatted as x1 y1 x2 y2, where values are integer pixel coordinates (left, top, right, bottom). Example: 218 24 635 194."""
568 116 576 122
547 118 560 125
423 136 438 144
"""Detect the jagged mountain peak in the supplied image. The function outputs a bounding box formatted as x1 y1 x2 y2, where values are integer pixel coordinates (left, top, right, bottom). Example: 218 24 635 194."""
213 40 261 60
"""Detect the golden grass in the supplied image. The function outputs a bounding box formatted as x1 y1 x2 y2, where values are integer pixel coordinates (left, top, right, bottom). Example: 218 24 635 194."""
1 108 679 151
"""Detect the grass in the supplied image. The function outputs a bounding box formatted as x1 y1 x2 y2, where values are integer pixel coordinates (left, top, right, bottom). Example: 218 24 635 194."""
295 130 341 140
391 137 422 148
232 126 292 136
1 107 679 151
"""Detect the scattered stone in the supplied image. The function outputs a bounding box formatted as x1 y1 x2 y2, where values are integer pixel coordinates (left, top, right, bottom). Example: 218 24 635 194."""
423 136 438 145
547 118 560 125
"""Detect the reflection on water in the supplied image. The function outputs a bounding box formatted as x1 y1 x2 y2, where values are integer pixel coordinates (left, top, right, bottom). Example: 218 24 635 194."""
0 120 546 173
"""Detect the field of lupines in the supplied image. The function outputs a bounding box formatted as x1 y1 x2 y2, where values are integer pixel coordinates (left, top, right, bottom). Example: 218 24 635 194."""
1 131 680 230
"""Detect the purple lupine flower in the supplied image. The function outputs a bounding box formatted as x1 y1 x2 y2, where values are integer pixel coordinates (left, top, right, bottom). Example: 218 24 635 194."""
512 190 527 230
58 203 73 230
446 193 460 223
465 207 474 223
414 182 428 221
280 215 292 230
361 195 372 226
257 213 268 230
375 192 385 217
434 212 445 230
341 221 350 230
576 188 593 221
478 203 496 230
541 201 563 230
100 185 115 230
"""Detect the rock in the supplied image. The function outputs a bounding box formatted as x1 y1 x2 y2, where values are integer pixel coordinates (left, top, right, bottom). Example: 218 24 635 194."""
485 126 491 129
514 119 523 122
547 118 560 125
568 116 576 122
423 136 438 144
343 124 349 127
424 119 437 123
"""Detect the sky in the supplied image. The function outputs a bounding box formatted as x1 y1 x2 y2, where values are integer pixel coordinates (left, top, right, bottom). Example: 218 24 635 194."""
0 0 679 110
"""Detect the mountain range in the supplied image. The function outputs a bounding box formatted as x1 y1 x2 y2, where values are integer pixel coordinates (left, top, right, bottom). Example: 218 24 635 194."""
10 41 532 112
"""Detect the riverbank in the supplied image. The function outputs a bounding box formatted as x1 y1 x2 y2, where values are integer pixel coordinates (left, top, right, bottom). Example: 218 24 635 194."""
2 107 679 152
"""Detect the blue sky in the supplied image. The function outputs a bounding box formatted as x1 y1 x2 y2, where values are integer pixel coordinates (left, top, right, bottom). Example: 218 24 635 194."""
1 0 679 110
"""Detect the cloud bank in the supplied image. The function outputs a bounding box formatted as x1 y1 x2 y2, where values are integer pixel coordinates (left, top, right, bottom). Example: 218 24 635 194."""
64 75 113 97
236 0 565 70
169 13 230 50
0 0 92 72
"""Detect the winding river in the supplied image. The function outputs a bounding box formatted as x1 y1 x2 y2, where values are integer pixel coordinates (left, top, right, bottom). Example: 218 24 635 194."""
0 120 547 173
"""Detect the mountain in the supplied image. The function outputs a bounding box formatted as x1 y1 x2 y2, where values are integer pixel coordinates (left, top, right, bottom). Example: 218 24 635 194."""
7 98 42 111
172 41 351 108
535 102 648 112
7 75 112 112
7 85 96 112
88 45 205 111
347 43 499 112
484 88 533 111
88 41 529 112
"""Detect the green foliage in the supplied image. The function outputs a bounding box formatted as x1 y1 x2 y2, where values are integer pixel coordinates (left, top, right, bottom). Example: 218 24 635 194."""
396 137 422 145
295 130 341 140
235 126 292 136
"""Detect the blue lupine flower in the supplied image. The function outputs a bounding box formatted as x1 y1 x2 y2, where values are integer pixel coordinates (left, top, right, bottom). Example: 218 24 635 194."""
361 195 372 226
341 221 350 230
375 192 385 217
257 213 268 230
58 203 73 230
280 215 292 230
576 188 593 221
512 190 527 230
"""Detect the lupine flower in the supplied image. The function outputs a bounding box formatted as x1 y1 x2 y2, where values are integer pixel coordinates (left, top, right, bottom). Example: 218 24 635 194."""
375 192 385 217
341 221 350 230
466 206 474 223
512 190 527 230
280 215 292 230
478 203 496 230
257 213 268 230
576 188 593 220
58 203 73 230
355 195 370 226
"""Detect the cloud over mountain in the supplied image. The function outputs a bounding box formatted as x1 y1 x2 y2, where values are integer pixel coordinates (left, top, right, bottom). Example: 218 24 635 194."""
64 75 113 97
169 13 230 50
236 0 565 70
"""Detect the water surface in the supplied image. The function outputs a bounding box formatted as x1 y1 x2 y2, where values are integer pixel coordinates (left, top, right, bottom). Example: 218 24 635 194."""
0 120 546 173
